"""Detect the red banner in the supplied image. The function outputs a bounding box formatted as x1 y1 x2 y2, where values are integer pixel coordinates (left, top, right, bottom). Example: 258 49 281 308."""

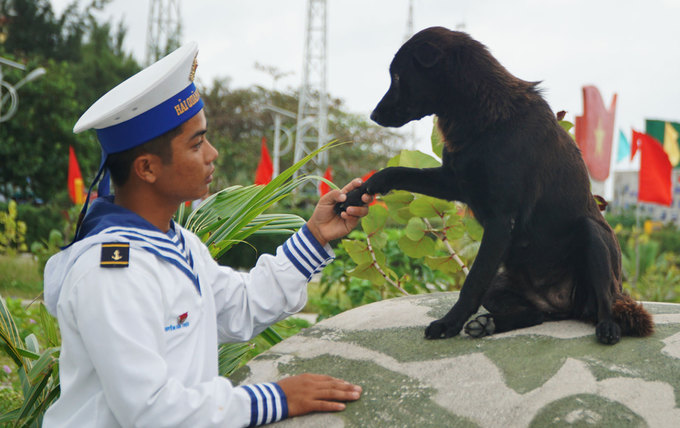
68 146 85 204
255 137 273 185
320 166 333 196
574 86 617 181
631 131 672 206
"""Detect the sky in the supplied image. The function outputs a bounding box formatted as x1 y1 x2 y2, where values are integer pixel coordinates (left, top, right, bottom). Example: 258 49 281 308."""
49 0 680 159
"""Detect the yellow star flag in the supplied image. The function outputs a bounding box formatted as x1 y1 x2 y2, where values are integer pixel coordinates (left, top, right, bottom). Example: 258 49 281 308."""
664 121 680 167
646 119 680 167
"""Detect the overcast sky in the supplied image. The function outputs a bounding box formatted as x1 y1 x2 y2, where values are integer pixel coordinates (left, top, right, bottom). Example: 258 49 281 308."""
51 0 680 157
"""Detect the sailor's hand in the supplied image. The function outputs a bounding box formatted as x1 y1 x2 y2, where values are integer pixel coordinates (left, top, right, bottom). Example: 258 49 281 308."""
277 373 362 416
306 178 373 246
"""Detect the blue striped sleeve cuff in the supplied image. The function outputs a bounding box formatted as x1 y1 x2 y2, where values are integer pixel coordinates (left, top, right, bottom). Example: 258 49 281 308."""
282 224 335 280
239 382 289 427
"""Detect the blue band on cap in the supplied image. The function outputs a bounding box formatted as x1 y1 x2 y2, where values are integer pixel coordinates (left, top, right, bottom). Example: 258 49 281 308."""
95 83 204 154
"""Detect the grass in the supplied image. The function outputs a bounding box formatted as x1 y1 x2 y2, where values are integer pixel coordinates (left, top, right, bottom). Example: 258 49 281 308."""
0 254 43 300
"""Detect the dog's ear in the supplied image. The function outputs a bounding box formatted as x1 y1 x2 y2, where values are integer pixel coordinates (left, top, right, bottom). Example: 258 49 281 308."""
413 42 443 68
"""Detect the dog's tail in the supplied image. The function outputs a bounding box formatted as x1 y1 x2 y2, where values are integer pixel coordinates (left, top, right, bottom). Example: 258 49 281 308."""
612 294 655 337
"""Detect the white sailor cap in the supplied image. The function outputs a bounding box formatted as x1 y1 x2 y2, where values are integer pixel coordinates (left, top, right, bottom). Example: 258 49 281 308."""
73 41 203 154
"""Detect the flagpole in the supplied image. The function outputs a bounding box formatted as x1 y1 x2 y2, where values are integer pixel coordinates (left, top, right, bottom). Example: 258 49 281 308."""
634 202 640 288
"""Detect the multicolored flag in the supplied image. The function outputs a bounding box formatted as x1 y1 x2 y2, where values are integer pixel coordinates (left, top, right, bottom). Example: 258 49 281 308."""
320 166 333 196
67 146 85 204
631 131 672 206
645 120 680 167
574 86 617 181
254 137 273 185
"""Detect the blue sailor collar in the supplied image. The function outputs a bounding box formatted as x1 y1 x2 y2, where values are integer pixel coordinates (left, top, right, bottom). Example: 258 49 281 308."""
78 196 201 294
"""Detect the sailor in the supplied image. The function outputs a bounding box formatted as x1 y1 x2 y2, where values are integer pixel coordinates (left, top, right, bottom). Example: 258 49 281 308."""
43 42 370 427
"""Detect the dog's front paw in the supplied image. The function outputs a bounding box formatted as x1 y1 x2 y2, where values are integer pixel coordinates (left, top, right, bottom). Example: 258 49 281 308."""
425 318 463 339
596 320 621 345
464 314 496 338
334 187 367 215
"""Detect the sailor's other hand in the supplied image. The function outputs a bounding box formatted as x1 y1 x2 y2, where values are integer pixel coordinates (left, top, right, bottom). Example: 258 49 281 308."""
277 373 362 417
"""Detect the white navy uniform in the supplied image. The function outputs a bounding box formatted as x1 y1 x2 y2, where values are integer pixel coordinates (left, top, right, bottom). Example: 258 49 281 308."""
43 196 334 427
43 40 338 427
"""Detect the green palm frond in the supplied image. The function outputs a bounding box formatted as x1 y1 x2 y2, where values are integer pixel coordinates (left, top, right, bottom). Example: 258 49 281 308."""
218 343 254 377
0 295 28 368
178 140 342 259
0 298 60 427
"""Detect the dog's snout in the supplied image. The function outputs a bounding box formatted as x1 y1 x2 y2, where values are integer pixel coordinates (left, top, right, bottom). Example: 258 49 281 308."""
370 109 379 123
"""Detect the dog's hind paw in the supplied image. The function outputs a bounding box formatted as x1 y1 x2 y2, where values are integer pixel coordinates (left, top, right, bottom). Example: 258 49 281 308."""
596 320 621 345
425 318 463 339
464 314 496 338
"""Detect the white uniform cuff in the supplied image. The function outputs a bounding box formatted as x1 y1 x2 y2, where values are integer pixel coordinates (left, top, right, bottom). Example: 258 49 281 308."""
282 224 335 280
239 382 288 426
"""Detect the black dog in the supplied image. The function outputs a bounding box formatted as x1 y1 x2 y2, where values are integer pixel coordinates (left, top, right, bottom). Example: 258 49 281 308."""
337 27 653 345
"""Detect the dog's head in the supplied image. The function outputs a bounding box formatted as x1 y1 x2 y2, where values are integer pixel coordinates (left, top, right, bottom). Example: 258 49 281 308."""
371 27 498 128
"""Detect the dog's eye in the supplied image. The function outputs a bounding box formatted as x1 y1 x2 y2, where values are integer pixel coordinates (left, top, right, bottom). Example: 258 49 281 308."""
393 73 400 82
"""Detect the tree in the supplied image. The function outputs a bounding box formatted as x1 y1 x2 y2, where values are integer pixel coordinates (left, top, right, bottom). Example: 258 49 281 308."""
0 0 140 201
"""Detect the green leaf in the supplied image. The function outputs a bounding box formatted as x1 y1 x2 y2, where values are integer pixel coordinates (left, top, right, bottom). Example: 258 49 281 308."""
371 247 387 267
464 216 484 241
409 196 455 218
361 204 388 234
16 347 41 360
382 191 414 205
25 334 40 354
0 294 28 368
342 239 372 265
424 255 463 274
398 273 412 284
24 384 60 427
559 120 574 133
445 215 465 241
39 304 60 348
405 217 426 241
393 206 414 224
17 370 51 421
389 149 441 168
258 326 283 346
347 263 386 285
383 191 414 224
0 408 21 424
398 235 435 258
368 230 388 250
27 347 59 385
431 116 444 156
386 153 401 167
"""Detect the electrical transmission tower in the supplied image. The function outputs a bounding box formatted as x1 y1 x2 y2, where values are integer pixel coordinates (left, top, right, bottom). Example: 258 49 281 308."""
405 0 414 42
146 0 182 65
404 0 417 147
294 0 329 178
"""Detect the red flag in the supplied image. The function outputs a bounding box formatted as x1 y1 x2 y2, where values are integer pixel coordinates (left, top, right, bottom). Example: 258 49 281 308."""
361 170 378 206
320 166 333 196
68 146 85 204
361 170 376 182
255 137 273 185
631 130 672 206
574 86 617 181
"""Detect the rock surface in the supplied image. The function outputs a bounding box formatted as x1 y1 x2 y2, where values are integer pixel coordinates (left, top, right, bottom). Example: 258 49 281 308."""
232 292 680 427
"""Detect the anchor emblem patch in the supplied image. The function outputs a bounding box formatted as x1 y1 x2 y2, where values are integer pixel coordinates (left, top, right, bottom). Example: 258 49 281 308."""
101 243 130 268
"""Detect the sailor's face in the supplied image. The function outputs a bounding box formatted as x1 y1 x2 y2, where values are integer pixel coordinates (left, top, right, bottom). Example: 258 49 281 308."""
156 110 218 203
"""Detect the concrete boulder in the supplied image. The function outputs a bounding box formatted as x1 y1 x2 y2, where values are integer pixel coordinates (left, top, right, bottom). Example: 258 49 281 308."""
232 292 680 427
